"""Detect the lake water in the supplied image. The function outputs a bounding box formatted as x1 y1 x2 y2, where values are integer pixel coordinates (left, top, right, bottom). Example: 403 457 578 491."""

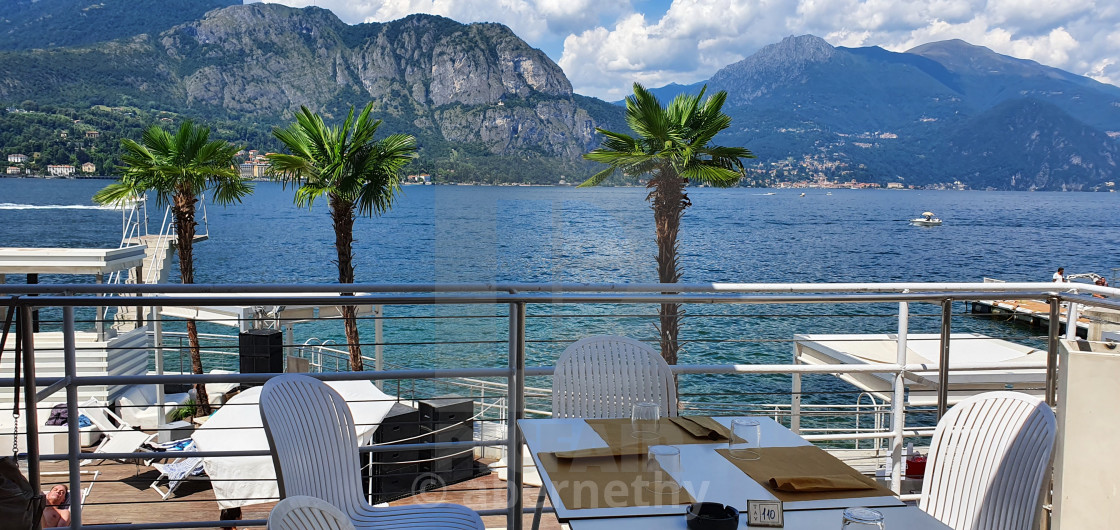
2 179 1118 404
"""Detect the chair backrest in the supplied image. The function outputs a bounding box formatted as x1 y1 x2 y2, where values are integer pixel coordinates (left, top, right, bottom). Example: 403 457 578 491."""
259 375 364 514
268 495 356 530
919 391 1057 530
118 385 156 408
78 398 129 431
552 336 677 419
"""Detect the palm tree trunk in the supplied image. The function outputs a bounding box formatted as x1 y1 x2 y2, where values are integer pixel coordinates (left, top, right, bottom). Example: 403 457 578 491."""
648 169 690 366
173 191 211 415
330 194 364 371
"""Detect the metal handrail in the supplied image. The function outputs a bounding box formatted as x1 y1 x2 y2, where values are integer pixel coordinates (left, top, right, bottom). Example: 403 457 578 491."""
2 282 1115 530
144 204 176 285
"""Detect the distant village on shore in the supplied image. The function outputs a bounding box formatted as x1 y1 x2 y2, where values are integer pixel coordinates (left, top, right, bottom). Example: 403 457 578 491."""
6 147 1114 192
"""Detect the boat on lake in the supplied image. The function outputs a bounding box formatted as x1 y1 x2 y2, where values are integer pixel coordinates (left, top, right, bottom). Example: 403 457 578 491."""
910 211 942 226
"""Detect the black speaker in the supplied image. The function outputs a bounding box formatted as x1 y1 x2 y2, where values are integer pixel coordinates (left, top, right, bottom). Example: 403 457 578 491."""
418 397 474 429
419 397 478 485
238 329 282 381
365 403 423 504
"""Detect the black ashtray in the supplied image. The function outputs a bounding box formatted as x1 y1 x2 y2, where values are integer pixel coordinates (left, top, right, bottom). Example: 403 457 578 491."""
686 502 739 530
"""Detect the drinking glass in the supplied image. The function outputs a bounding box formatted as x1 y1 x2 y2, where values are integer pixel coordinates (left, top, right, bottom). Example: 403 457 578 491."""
631 402 661 440
840 507 885 529
728 418 761 460
644 445 682 494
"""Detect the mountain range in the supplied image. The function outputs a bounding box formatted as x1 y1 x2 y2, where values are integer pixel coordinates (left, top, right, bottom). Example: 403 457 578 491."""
651 35 1120 190
0 2 1118 190
0 2 622 184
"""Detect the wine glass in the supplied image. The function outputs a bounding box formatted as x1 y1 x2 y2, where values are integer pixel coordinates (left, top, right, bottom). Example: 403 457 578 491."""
728 418 761 460
631 402 661 440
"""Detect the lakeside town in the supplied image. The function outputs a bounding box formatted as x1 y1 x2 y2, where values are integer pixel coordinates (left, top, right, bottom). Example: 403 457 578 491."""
1 150 1013 190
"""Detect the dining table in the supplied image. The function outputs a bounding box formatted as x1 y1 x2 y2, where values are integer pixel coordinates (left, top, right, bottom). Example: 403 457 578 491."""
518 416 952 529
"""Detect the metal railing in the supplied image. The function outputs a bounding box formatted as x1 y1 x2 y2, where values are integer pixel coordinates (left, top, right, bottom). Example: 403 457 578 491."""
1 281 1118 530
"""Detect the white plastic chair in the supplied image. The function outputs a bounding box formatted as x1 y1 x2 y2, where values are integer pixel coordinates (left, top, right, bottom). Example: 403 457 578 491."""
269 495 356 530
259 375 484 529
551 335 677 419
116 384 193 430
532 336 678 529
919 391 1057 530
78 399 155 465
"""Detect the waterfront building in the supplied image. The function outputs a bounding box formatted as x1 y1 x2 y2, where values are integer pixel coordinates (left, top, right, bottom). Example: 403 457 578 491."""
47 164 76 176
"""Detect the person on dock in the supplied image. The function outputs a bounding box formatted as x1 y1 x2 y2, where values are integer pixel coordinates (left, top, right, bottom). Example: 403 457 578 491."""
42 484 71 528
1053 267 1067 282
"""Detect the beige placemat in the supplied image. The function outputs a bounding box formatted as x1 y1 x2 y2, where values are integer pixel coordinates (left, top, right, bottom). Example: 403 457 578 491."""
585 417 728 447
715 445 898 502
537 450 695 510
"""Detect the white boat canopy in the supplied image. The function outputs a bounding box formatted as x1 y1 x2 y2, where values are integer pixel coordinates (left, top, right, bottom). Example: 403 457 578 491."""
794 333 1046 406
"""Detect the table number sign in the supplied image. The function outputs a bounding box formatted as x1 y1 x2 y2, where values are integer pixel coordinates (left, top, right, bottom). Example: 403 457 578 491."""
747 500 784 527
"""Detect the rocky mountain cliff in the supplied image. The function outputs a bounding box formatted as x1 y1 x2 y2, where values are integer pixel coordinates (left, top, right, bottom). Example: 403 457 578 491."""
0 4 623 181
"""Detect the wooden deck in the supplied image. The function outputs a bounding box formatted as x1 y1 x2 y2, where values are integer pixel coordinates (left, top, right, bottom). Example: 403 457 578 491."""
42 458 562 529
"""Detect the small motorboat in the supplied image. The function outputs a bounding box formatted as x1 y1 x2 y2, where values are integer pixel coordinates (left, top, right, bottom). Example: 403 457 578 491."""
911 211 942 226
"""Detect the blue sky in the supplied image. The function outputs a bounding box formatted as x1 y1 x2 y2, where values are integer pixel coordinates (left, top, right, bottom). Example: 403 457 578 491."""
248 0 1120 101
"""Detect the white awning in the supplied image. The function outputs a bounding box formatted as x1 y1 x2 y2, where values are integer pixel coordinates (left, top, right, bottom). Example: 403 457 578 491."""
0 246 147 276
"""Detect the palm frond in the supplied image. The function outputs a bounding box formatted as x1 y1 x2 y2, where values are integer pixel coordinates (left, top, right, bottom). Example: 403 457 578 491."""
97 121 249 212
577 166 618 187
581 83 750 190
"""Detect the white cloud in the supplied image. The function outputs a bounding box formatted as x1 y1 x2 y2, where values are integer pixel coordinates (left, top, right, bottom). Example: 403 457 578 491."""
251 0 1120 99
559 0 802 100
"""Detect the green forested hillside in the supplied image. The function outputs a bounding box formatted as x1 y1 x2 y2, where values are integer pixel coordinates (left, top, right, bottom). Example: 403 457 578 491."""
0 104 277 174
0 0 240 50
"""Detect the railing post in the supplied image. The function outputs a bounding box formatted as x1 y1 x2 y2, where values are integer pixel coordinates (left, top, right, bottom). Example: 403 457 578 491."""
153 305 165 423
507 301 526 530
790 345 802 434
891 301 908 494
95 272 104 341
19 304 41 493
1046 296 1061 406
936 299 952 419
63 307 82 529
285 325 294 363
374 305 384 390
1065 301 1080 340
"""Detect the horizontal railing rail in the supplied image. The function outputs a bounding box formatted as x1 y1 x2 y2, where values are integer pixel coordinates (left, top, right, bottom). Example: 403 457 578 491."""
1 282 1117 530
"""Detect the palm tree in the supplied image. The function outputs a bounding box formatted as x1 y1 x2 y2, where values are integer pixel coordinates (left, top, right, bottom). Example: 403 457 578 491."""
94 122 249 415
266 104 417 371
582 83 754 365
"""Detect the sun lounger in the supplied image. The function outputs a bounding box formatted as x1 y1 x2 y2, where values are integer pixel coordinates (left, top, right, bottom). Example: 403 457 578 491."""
148 440 206 500
78 399 155 465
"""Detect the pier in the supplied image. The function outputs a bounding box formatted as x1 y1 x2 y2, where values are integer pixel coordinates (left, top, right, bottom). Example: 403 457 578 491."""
968 298 1090 338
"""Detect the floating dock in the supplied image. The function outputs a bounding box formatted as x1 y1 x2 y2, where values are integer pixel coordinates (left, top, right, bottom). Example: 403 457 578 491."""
969 298 1089 339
